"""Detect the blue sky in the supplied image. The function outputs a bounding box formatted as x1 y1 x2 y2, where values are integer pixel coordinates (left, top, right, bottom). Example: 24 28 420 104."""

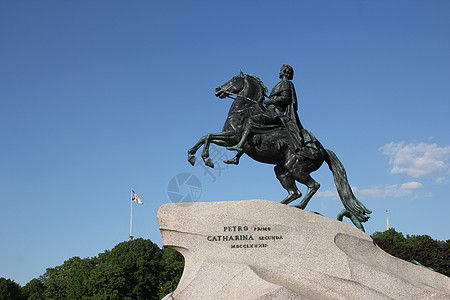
1 1 449 285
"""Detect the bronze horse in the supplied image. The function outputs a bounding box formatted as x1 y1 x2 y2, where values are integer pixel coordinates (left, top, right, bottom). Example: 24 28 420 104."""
187 72 371 230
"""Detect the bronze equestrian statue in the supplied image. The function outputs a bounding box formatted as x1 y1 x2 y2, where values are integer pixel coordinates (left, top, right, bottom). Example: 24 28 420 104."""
187 65 371 231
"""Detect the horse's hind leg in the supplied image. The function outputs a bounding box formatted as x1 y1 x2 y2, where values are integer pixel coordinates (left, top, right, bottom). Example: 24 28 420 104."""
294 175 320 209
275 165 302 205
283 152 321 209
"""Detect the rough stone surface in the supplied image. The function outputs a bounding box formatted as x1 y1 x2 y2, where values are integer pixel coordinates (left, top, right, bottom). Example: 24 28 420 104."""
158 200 450 300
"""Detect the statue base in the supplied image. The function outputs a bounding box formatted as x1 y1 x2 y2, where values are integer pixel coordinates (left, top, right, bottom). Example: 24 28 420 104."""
158 199 450 300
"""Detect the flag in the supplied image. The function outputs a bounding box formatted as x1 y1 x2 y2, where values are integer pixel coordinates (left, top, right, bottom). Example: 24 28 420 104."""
132 189 143 204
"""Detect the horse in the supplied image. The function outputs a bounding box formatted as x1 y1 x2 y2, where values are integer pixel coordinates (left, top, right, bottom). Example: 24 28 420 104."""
187 71 371 230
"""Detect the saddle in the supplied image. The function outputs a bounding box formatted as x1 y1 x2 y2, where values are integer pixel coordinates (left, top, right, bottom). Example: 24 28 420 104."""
251 126 319 160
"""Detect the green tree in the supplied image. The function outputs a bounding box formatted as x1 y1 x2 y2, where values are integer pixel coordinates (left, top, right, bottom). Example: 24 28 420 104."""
21 278 45 300
158 247 184 298
372 228 450 277
411 236 450 276
0 277 23 300
88 238 164 300
43 256 96 299
18 238 185 299
372 228 407 245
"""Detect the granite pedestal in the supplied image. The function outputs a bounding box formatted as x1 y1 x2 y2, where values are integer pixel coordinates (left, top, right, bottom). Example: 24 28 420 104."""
158 200 450 300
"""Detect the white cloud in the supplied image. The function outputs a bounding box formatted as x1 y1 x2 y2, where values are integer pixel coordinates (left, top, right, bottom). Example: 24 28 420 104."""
352 186 384 198
380 142 450 178
436 177 445 184
357 182 423 197
400 181 423 190
316 190 337 198
316 182 423 199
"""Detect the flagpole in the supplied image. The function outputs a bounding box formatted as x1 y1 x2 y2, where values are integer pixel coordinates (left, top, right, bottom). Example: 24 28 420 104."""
386 209 390 230
129 188 134 241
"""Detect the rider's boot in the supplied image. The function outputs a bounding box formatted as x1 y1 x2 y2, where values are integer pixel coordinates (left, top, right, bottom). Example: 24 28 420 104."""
224 155 240 165
224 152 243 165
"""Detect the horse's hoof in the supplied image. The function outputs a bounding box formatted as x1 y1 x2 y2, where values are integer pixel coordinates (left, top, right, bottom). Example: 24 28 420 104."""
294 204 306 210
205 158 214 168
281 198 291 205
188 155 196 166
280 192 302 205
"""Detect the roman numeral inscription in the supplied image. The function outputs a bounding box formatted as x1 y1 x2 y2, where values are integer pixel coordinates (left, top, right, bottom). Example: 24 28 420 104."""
206 225 283 249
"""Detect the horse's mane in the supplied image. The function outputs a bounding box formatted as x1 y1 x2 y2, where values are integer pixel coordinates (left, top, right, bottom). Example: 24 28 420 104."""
245 74 268 102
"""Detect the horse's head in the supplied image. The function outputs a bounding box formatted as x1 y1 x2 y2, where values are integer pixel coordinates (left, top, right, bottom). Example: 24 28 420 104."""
215 71 268 103
215 70 246 99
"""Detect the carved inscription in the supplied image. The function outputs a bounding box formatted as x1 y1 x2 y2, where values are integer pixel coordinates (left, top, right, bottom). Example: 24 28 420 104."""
206 225 283 249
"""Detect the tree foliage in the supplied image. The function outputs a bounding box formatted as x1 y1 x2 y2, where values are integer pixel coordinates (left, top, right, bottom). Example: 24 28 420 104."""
372 228 449 277
43 256 96 299
5 238 184 299
86 238 163 299
159 248 184 297
0 278 24 300
21 279 45 300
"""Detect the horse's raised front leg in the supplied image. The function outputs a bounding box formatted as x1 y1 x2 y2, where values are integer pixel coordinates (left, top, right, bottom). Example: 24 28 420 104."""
188 135 207 166
201 131 238 168
188 131 236 168
201 133 215 168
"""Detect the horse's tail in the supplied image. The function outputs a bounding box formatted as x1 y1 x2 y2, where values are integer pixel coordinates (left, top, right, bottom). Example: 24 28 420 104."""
324 149 372 223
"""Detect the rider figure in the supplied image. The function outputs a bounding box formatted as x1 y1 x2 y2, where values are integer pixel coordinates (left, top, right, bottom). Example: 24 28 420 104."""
227 64 314 163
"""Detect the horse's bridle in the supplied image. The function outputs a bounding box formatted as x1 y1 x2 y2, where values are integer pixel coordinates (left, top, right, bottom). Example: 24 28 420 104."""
216 74 268 106
223 90 261 104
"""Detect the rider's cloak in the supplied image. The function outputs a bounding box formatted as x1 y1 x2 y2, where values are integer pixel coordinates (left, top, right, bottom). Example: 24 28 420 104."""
269 80 307 155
